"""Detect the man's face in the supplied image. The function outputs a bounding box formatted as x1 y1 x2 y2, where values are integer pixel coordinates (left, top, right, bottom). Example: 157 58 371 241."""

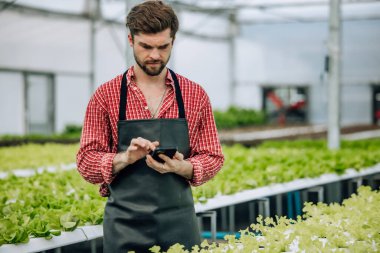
130 28 174 76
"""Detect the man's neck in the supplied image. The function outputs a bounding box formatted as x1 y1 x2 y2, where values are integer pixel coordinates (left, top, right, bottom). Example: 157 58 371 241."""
133 65 166 87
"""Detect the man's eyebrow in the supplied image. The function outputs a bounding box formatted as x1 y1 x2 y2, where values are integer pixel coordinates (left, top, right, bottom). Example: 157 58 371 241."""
138 42 170 48
138 42 152 48
158 43 170 49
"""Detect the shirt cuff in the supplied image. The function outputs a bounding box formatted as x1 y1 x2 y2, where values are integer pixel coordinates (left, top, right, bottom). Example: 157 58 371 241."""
100 153 117 184
187 157 203 186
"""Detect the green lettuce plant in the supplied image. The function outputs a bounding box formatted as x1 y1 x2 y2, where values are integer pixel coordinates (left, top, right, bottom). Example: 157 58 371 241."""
150 186 380 252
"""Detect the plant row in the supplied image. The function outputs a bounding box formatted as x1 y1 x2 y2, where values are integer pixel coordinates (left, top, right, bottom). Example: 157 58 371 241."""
1 139 380 245
0 107 266 145
0 170 104 246
0 125 82 146
213 106 266 130
0 143 78 172
192 139 380 202
151 186 380 252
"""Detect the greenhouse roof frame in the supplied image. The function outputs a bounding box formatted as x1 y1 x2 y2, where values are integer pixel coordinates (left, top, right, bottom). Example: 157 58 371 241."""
2 0 379 42
2 0 380 25
2 0 379 149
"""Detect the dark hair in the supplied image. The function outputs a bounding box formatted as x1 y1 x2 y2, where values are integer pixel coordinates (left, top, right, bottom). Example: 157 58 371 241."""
126 0 179 39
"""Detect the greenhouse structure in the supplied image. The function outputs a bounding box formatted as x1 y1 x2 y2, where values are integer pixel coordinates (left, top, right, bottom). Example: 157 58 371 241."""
0 0 380 135
0 0 380 252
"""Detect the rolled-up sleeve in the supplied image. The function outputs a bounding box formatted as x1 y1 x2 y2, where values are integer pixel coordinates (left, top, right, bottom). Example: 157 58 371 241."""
187 92 224 186
76 91 116 194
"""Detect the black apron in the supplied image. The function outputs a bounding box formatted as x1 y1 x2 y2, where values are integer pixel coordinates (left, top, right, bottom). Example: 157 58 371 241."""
103 69 201 253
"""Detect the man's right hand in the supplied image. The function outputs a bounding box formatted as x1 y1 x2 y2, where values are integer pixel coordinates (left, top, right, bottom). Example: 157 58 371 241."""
112 137 159 174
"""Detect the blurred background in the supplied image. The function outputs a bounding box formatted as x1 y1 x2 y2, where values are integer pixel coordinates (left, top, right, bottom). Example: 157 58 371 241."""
1 1 380 252
0 0 379 136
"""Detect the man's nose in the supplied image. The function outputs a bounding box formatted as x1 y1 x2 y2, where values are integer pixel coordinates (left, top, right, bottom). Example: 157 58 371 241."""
149 48 160 59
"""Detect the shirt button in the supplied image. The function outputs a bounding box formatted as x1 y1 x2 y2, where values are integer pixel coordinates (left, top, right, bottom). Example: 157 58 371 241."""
144 106 149 110
132 87 137 90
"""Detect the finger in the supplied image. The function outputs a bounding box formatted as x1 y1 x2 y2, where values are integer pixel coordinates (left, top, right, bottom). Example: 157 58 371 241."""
146 155 162 169
158 154 171 163
174 151 184 160
146 156 167 174
148 141 160 152
130 138 147 148
131 138 156 152
135 138 158 149
146 155 158 169
145 155 153 166
128 145 138 151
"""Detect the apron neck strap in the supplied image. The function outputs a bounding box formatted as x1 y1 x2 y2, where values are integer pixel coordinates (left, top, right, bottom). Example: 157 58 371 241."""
168 69 186 119
119 68 186 121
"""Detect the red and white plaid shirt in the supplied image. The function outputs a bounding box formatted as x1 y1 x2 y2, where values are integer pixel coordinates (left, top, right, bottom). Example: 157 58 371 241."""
77 67 224 197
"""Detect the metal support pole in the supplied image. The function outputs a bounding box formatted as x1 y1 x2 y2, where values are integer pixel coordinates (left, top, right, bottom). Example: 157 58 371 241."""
197 211 217 242
258 198 270 218
90 17 95 96
327 0 342 150
210 211 217 242
91 239 97 253
125 0 140 68
302 188 309 202
89 0 101 95
276 194 283 216
369 174 380 189
316 187 324 202
302 186 324 203
197 215 203 235
248 202 255 223
249 198 271 220
326 181 342 203
294 191 302 217
54 248 62 253
348 177 363 195
221 207 227 231
228 205 235 233
287 191 302 219
287 192 294 219
228 10 238 106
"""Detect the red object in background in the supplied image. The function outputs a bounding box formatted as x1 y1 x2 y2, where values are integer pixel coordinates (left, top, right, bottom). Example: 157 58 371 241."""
376 110 380 119
266 91 286 125
267 91 284 109
289 100 305 110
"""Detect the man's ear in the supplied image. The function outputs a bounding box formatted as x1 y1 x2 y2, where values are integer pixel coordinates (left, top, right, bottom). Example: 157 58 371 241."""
128 34 133 47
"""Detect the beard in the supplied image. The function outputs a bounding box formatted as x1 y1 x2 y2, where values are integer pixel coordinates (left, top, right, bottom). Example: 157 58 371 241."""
134 53 171 76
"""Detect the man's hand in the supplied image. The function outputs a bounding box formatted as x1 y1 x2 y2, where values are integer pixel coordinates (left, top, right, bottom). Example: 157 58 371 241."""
112 137 159 174
146 151 194 180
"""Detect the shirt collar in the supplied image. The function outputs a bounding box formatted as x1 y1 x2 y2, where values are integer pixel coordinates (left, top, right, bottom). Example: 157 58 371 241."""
127 66 174 88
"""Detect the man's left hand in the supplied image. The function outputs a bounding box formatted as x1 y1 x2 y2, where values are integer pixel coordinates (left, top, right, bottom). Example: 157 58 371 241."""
146 151 193 180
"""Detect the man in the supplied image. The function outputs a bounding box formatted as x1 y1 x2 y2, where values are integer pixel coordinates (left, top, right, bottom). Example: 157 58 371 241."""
76 1 224 252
